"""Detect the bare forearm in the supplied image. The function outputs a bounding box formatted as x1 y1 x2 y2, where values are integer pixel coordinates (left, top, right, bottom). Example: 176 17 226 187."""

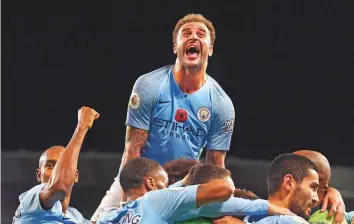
196 179 234 208
121 142 142 167
48 124 88 193
206 150 226 168
118 127 148 202
121 126 148 166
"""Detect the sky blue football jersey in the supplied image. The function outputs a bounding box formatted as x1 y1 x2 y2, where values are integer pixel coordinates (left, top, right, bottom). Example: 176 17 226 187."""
126 65 235 164
244 214 309 224
97 185 199 224
98 185 271 224
12 183 90 224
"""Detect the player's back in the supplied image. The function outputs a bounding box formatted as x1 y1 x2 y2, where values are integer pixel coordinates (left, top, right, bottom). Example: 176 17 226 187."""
98 185 199 224
126 65 235 164
97 200 164 224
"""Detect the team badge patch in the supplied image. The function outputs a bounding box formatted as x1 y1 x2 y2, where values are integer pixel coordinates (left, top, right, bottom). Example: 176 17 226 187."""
128 92 141 109
197 107 211 122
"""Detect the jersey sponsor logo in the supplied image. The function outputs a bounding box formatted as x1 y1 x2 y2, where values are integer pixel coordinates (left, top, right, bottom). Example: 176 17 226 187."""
128 93 141 109
197 107 211 122
175 108 188 123
118 212 141 224
153 117 206 140
224 119 234 132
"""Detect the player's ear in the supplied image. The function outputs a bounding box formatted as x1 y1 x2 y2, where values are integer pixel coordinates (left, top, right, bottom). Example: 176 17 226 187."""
74 169 79 183
36 168 41 183
208 45 213 56
284 174 296 192
173 44 177 54
145 176 157 191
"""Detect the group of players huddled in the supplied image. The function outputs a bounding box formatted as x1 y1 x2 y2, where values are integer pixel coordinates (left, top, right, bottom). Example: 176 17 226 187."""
12 13 353 224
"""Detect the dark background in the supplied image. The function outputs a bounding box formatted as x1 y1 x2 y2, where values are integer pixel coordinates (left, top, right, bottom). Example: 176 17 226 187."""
2 1 354 222
2 0 354 166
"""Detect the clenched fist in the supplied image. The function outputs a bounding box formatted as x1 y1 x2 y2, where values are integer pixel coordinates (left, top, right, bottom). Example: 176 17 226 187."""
78 106 100 129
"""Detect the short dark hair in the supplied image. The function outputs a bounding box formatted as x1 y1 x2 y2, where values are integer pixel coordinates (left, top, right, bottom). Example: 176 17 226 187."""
173 13 216 46
162 159 200 185
190 164 231 185
120 157 162 192
267 153 318 196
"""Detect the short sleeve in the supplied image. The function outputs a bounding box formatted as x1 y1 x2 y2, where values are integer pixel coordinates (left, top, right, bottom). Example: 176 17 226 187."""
206 97 235 151
125 75 160 131
18 184 47 214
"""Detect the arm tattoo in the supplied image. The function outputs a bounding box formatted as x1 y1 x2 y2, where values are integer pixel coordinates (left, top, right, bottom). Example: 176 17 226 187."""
125 126 148 157
206 150 226 168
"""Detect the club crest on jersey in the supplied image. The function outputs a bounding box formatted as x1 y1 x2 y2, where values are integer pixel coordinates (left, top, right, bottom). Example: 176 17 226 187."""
128 93 141 109
197 107 211 122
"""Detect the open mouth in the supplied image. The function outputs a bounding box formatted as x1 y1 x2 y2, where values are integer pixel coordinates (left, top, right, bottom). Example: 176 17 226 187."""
185 45 200 57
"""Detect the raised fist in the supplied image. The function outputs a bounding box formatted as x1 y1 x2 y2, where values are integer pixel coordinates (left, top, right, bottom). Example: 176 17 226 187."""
78 106 100 129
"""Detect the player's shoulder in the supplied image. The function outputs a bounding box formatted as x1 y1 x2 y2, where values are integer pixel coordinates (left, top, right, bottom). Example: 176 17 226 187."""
279 215 308 224
207 76 234 118
67 206 86 219
267 215 308 224
136 65 172 84
97 207 122 223
206 76 233 106
144 186 184 201
19 183 46 202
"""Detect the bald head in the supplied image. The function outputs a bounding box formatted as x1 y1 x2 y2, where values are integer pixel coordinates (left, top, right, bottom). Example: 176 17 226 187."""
293 150 331 180
293 149 331 204
36 145 66 183
39 145 65 167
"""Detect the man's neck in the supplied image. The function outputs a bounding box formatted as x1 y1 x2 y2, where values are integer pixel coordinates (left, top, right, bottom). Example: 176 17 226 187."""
268 192 290 209
126 189 147 203
173 60 207 94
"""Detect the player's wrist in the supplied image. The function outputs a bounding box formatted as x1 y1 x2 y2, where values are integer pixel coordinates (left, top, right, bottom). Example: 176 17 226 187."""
76 123 90 131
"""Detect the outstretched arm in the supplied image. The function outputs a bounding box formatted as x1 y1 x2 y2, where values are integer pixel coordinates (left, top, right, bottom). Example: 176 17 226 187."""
40 106 99 210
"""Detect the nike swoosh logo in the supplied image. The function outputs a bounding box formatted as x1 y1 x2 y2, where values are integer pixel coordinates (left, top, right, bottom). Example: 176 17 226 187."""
158 100 171 104
62 217 71 220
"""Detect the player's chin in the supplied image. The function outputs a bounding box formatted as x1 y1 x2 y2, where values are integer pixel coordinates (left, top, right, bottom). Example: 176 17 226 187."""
183 57 202 68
